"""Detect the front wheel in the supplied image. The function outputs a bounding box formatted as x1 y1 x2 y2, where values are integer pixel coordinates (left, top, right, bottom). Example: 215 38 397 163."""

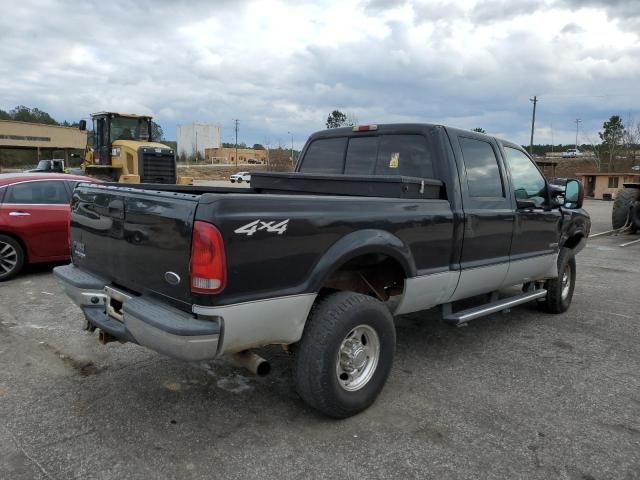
539 248 576 314
294 291 396 418
0 235 25 281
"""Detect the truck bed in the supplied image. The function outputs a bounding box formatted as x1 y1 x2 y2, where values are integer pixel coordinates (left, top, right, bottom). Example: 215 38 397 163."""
69 181 455 312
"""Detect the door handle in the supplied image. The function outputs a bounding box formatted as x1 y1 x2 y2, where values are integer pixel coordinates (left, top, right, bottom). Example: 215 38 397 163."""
9 211 31 217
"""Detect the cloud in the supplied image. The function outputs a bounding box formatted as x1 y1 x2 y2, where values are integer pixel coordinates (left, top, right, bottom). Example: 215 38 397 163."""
556 0 640 31
471 0 545 24
0 0 638 147
560 22 584 34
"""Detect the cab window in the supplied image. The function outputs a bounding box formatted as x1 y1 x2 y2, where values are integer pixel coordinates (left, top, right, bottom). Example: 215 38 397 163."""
459 137 504 198
503 147 546 207
300 138 347 174
345 137 377 175
375 135 433 178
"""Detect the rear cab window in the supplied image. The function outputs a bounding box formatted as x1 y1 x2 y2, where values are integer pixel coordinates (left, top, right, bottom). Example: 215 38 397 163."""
300 134 435 179
299 138 347 174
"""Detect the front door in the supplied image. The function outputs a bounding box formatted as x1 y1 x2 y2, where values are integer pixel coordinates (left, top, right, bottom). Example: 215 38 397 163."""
585 176 595 197
500 145 561 285
448 134 515 301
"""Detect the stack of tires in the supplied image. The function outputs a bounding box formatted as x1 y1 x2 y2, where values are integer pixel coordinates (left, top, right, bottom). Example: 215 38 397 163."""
612 187 640 232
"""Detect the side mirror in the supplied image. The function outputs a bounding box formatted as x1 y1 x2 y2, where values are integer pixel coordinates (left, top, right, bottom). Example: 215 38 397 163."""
79 120 87 131
563 179 584 209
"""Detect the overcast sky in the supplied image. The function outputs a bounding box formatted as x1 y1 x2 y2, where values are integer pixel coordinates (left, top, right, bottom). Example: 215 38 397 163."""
1 0 639 147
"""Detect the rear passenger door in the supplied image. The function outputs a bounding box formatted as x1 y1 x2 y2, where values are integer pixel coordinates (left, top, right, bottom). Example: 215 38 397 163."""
449 134 515 301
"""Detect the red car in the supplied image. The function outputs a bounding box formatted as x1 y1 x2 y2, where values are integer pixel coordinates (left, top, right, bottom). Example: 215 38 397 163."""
0 173 97 280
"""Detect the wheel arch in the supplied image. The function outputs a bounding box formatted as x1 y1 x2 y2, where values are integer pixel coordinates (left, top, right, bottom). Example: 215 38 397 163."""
0 230 28 263
306 229 415 298
562 232 586 251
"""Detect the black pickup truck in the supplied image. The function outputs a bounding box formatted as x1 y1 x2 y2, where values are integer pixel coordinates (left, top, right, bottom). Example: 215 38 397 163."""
54 124 590 418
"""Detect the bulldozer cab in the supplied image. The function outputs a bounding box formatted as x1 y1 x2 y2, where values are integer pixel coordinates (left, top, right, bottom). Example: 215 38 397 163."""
90 112 153 166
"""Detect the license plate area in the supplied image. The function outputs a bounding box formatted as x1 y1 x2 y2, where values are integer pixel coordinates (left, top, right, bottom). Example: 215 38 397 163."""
105 286 132 322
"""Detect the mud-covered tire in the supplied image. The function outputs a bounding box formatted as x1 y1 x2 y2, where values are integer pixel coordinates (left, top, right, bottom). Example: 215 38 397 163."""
539 248 576 314
294 291 396 419
0 235 25 281
612 188 640 231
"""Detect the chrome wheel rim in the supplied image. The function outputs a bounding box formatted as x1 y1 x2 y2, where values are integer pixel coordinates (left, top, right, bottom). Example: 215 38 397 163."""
0 241 18 276
561 265 571 300
336 324 380 392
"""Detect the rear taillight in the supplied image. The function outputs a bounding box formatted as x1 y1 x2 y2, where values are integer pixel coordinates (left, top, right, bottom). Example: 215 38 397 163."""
190 221 226 294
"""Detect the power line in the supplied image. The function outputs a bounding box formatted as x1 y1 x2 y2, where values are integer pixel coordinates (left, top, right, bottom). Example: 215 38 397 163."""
537 92 637 99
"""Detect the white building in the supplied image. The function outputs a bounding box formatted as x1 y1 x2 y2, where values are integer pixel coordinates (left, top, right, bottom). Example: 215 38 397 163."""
177 122 221 158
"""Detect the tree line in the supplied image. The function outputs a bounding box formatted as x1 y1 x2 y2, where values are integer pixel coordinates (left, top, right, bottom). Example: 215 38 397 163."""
0 105 70 126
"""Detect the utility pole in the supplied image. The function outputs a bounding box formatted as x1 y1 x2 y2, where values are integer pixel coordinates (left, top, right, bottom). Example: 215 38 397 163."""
233 119 239 167
529 96 537 155
575 118 581 151
287 131 294 169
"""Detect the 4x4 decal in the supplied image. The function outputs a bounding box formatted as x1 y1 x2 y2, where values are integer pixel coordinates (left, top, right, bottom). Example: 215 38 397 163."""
234 219 289 236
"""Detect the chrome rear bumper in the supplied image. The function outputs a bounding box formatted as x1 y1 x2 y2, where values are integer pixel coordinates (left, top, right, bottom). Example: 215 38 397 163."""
54 264 221 361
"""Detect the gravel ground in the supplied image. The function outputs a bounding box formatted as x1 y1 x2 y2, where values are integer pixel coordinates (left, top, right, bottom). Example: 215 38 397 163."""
0 199 638 480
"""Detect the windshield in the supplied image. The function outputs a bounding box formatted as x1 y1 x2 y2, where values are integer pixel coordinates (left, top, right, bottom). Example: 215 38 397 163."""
110 117 151 142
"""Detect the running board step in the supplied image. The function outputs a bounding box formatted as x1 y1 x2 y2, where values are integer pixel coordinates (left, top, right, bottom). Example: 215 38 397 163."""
443 289 547 325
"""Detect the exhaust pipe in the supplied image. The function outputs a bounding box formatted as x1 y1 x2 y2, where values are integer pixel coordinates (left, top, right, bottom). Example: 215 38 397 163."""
230 351 270 377
98 330 118 345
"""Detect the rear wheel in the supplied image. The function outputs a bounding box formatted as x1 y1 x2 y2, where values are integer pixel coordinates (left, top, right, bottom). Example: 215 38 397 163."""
539 248 575 314
0 235 24 281
294 291 396 418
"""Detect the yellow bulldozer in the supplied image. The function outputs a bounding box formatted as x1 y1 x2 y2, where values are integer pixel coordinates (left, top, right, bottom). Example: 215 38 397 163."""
79 112 191 184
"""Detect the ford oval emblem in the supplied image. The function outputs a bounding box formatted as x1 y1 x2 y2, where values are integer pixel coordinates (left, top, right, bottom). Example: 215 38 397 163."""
164 272 181 286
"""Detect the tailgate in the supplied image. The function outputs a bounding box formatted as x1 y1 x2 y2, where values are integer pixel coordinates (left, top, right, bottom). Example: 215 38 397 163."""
70 184 199 311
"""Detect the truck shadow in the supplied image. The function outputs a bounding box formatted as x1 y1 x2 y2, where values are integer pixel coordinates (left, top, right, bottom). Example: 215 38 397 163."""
51 294 549 434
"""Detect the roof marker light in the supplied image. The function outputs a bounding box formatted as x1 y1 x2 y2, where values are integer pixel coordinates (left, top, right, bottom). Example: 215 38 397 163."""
352 125 378 132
